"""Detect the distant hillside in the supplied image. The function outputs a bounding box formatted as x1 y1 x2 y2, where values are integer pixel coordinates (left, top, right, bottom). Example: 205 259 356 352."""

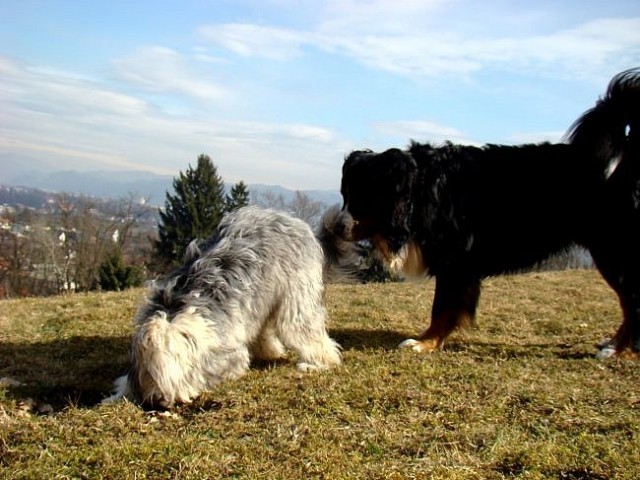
0 185 55 209
249 184 341 207
2 172 341 208
6 169 176 206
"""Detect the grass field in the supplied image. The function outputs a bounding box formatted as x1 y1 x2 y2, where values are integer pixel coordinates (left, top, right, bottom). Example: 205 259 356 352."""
1 269 639 479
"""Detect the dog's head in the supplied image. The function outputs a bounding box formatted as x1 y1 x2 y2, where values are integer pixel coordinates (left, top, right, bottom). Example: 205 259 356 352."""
338 148 418 254
129 306 209 409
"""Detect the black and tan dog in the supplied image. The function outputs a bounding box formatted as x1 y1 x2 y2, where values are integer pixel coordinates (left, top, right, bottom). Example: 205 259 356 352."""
335 68 640 358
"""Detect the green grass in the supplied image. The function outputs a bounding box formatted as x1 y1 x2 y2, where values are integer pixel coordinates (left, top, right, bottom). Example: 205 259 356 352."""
1 270 639 479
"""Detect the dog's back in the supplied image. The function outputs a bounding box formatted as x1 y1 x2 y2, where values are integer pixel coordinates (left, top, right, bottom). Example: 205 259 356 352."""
139 206 324 317
408 141 594 275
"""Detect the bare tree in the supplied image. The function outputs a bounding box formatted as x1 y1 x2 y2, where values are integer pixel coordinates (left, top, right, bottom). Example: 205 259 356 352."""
253 191 287 211
288 191 325 226
253 190 326 227
0 229 32 296
0 193 154 297
70 194 154 290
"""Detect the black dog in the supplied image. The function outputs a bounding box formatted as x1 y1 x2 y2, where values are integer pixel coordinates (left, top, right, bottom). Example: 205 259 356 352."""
335 68 640 358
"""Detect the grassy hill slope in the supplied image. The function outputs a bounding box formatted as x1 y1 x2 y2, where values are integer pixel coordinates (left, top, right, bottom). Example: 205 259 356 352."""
1 270 639 479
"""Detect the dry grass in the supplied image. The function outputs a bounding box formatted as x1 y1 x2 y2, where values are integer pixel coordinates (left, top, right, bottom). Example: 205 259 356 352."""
1 270 639 479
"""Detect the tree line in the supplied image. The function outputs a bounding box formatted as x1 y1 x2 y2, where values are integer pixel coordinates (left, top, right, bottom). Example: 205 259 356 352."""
0 154 326 298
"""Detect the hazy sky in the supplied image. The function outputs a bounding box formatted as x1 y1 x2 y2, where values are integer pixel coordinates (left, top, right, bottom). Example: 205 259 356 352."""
1 0 639 190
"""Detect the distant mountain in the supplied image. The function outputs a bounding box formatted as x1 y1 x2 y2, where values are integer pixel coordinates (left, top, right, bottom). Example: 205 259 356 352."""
7 169 173 205
0 153 55 181
2 169 341 208
249 184 341 207
0 185 54 209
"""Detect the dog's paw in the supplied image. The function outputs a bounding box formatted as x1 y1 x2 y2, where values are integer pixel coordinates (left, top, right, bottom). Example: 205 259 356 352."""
595 338 640 359
596 347 616 359
398 338 425 352
398 338 442 353
296 362 329 372
101 375 130 405
596 338 616 359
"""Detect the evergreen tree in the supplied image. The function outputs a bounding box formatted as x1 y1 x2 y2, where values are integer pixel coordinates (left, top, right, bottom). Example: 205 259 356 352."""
154 154 226 270
98 248 144 291
226 181 250 211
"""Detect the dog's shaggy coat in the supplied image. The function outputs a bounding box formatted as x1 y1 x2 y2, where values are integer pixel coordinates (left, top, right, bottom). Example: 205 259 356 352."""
334 68 640 357
105 206 343 407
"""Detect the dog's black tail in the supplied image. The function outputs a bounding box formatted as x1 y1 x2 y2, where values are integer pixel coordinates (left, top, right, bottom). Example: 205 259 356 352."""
316 205 361 283
566 67 640 178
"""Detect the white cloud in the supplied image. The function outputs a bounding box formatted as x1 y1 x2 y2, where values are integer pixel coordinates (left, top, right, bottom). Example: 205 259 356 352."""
112 46 233 102
197 24 309 61
462 18 640 81
0 54 348 189
198 12 640 82
318 0 450 34
508 131 565 145
330 17 640 81
1 56 148 118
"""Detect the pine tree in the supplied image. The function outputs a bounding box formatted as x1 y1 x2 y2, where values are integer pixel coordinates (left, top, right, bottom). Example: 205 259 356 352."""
154 154 226 270
226 181 250 211
98 248 144 291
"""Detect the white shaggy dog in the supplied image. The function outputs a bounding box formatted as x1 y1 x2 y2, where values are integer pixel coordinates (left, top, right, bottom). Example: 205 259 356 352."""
104 206 345 408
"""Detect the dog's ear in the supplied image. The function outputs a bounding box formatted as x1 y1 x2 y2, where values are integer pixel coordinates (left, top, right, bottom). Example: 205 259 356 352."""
342 148 417 252
342 148 417 197
382 149 418 249
342 150 372 196
381 148 418 194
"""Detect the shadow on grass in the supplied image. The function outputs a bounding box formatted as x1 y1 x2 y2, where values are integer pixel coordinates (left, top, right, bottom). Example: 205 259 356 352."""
445 339 598 360
331 328 599 359
0 328 408 408
248 328 410 371
330 328 409 351
0 335 130 410
0 330 600 415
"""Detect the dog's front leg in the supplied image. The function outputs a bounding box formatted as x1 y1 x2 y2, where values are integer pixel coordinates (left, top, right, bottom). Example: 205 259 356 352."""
400 276 481 352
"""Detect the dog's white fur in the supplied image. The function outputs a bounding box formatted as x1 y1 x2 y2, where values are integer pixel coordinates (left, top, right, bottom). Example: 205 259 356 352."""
371 235 427 279
104 206 341 407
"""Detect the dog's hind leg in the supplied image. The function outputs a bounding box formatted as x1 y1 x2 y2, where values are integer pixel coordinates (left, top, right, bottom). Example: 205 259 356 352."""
400 276 481 353
593 266 640 359
595 287 640 359
589 236 640 358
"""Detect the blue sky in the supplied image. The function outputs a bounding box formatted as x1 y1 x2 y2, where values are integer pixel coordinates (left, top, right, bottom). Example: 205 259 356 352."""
1 0 639 190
